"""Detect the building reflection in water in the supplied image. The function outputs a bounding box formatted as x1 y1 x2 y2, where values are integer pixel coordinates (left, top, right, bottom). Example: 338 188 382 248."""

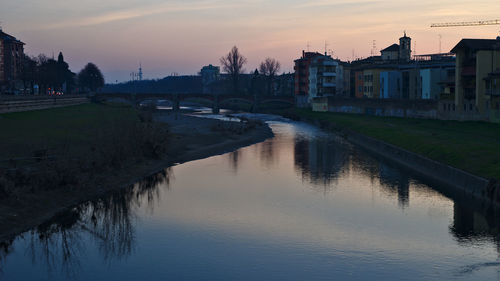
378 163 410 208
293 136 347 190
227 150 240 173
291 131 500 252
0 168 172 278
451 196 500 252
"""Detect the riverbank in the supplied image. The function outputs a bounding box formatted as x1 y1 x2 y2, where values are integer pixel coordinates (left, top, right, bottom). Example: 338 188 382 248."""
275 108 500 202
0 105 273 241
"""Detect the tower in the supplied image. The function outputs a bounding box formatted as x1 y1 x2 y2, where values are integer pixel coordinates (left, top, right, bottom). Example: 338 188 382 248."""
138 63 143 81
399 32 411 62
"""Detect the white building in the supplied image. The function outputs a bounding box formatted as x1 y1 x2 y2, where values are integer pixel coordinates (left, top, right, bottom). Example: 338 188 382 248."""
308 55 341 102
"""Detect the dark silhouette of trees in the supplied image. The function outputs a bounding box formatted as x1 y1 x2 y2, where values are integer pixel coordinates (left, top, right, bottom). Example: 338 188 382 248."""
259 58 281 96
20 55 37 93
78 63 105 93
19 52 76 94
220 46 247 94
56 52 76 94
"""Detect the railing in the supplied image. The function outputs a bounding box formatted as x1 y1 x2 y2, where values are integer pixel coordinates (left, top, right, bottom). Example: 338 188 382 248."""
0 95 89 113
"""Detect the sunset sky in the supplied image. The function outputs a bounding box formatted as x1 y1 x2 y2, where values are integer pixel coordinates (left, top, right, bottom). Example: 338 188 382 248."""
2 0 500 82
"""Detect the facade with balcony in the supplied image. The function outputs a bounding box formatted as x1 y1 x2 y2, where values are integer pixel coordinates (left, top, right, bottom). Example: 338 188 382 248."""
451 38 500 114
308 55 340 102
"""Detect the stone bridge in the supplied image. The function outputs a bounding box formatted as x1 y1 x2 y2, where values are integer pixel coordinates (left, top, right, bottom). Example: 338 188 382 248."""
96 93 296 113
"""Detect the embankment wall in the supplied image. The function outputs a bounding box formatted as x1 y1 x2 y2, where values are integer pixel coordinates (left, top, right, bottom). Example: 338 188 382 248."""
0 95 88 113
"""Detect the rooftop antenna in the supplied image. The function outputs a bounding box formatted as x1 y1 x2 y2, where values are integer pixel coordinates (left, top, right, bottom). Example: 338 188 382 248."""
371 40 376 56
307 41 310 52
438 34 442 53
138 63 143 81
324 41 329 56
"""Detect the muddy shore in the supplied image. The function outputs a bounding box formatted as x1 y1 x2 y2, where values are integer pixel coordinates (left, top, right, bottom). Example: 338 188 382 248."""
0 111 274 242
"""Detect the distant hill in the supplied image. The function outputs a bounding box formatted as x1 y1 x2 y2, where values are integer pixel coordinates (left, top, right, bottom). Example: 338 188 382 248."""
102 75 202 94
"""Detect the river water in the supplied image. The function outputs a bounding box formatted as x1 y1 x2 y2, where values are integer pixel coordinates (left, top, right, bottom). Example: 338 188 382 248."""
1 115 500 280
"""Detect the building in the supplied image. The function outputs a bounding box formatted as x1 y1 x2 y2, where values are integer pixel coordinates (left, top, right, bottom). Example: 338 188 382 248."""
380 44 399 61
380 71 402 99
294 51 322 106
380 32 412 63
451 37 500 114
308 55 339 101
0 29 25 91
200 64 220 94
294 51 346 105
354 70 364 98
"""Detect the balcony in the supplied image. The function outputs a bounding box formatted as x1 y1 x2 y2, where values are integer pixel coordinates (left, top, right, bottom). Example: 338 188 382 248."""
323 82 336 87
485 89 500 96
323 72 336 77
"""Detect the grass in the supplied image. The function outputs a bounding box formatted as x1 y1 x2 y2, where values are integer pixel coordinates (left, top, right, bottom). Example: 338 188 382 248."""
0 103 138 158
291 109 500 180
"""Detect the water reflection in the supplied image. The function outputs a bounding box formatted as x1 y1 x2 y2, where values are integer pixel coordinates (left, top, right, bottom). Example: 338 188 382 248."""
289 125 500 251
293 136 347 189
451 199 500 250
3 118 500 280
0 168 171 279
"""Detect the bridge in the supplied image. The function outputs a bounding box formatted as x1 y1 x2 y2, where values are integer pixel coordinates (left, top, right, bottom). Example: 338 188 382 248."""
96 93 296 113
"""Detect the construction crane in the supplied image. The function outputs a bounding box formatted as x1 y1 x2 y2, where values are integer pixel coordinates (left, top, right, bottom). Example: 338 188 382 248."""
431 20 500 28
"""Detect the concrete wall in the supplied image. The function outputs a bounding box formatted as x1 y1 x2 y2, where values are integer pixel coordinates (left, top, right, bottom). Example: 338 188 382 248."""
341 128 490 200
0 95 89 113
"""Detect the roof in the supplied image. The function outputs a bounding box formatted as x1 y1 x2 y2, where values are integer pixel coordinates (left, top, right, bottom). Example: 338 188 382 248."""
381 44 399 52
451 39 500 53
0 30 25 45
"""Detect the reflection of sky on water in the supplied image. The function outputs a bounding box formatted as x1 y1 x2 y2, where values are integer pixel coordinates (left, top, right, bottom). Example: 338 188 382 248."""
2 117 500 280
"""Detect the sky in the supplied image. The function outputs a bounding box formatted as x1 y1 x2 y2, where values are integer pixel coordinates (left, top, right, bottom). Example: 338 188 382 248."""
2 0 500 82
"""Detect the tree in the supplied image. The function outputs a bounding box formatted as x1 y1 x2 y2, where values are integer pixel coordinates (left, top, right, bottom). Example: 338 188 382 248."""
259 58 281 96
78 63 105 93
20 55 37 94
220 46 247 94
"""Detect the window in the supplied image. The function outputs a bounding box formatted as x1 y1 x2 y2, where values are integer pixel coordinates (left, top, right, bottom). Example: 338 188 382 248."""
359 86 362 92
496 102 499 110
470 104 473 111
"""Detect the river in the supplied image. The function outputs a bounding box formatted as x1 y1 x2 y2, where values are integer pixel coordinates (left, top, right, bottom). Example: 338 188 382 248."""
1 114 499 280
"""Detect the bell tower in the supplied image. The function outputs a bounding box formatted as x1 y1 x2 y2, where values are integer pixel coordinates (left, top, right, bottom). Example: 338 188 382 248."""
399 31 411 62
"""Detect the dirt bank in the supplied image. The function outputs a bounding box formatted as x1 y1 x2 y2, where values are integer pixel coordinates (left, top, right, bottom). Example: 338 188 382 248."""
0 111 274 242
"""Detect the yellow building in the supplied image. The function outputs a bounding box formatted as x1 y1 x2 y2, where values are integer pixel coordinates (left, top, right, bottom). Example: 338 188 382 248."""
451 38 500 116
363 68 392 98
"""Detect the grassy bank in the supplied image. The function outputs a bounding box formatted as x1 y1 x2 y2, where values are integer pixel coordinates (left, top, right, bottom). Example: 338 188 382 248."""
287 109 500 180
0 103 138 157
0 103 169 198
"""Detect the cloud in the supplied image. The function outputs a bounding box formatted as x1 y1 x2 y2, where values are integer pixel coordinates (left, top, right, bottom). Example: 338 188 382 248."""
294 0 385 9
36 0 250 30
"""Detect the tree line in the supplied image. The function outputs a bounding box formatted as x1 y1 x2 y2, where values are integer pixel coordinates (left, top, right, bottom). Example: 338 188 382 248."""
19 52 105 95
220 46 282 95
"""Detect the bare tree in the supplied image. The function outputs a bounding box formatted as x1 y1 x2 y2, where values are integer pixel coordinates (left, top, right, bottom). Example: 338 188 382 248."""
220 46 247 94
259 58 281 95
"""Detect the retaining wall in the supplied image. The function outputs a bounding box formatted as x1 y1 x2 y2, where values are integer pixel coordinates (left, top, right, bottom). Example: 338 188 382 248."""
0 95 89 113
340 128 491 200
